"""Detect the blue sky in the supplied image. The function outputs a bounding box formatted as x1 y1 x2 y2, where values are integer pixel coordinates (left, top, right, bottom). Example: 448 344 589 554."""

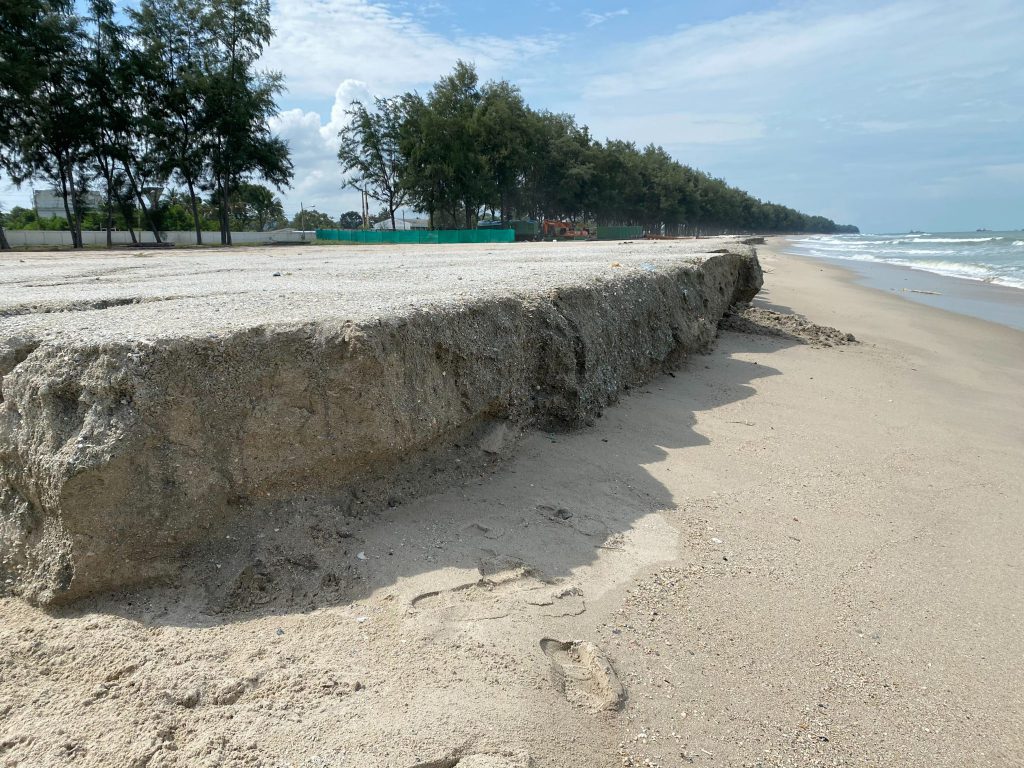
4 0 1022 233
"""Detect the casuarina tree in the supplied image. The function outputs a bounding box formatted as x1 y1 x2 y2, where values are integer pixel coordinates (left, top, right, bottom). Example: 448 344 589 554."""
203 0 292 245
337 96 407 231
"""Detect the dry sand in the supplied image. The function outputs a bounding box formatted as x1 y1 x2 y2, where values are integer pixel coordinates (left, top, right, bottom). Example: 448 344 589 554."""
1 240 1022 767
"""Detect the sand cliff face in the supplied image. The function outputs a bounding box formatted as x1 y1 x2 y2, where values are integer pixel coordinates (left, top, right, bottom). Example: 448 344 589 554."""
0 248 761 604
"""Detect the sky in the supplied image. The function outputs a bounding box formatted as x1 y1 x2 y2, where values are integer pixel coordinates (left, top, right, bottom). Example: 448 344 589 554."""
3 0 1022 233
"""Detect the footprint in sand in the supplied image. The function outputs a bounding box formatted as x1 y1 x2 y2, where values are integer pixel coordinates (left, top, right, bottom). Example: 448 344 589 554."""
539 638 625 712
409 752 531 768
536 505 610 538
410 568 585 621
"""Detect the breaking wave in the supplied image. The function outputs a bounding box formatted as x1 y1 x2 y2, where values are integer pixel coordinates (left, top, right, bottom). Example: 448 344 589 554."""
787 231 1024 291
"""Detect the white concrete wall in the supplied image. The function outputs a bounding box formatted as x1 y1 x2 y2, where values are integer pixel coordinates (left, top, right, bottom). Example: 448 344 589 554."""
2 230 310 248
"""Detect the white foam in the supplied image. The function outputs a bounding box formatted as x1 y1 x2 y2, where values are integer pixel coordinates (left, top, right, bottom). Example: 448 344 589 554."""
994 276 1024 289
892 259 993 279
909 237 999 243
785 234 1024 292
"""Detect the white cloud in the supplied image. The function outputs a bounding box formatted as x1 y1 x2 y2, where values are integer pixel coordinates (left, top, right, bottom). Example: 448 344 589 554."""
261 0 563 217
590 112 765 146
319 79 374 143
981 162 1024 182
560 0 1024 229
268 107 350 216
263 0 561 101
584 2 943 99
266 79 380 218
582 8 628 28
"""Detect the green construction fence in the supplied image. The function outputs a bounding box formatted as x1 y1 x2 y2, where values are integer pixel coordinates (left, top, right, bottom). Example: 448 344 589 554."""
316 228 515 244
595 225 644 240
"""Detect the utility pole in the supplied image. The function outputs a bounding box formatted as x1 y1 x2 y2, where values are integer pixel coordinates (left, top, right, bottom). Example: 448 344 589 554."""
300 202 306 241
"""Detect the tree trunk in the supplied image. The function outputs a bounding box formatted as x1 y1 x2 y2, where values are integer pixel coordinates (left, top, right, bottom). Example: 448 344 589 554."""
58 162 79 249
104 177 113 248
220 181 232 246
105 201 113 248
216 179 226 245
66 163 85 249
0 225 10 250
115 194 138 243
219 182 229 244
60 191 77 247
390 208 396 231
464 201 473 230
186 178 202 245
123 163 161 242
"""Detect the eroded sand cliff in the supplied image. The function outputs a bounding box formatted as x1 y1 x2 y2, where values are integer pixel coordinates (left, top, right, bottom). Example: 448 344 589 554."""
0 240 761 603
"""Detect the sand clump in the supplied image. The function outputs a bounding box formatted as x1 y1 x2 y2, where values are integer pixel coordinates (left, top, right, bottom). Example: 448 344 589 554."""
720 303 857 347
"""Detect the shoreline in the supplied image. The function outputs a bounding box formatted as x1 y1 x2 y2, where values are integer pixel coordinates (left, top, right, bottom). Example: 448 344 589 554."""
0 244 1021 767
773 235 1024 331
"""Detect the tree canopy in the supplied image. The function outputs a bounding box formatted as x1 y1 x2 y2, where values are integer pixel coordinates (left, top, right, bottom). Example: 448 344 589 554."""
346 61 857 235
337 96 407 231
0 0 293 249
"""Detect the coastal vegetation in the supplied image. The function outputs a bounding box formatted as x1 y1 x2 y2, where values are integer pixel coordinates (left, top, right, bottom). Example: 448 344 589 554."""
0 0 291 248
340 62 859 235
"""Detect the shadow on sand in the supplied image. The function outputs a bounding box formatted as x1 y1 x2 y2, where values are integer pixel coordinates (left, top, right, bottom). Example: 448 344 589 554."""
50 327 802 628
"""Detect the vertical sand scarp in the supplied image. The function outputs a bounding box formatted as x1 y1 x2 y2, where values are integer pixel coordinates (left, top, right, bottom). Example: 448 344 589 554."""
0 251 762 604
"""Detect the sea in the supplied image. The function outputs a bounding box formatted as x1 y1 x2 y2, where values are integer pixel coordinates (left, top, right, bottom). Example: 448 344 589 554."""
786 231 1024 290
783 230 1024 330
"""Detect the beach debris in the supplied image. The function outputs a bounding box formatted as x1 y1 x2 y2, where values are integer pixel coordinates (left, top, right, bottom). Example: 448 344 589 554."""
537 504 572 521
479 420 512 455
720 304 857 347
212 678 251 705
904 288 942 295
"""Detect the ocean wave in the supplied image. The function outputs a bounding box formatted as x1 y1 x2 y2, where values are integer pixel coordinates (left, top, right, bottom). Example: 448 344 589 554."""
864 257 1021 289
786 239 1024 292
994 276 1024 289
802 250 885 263
891 259 994 277
908 237 1000 243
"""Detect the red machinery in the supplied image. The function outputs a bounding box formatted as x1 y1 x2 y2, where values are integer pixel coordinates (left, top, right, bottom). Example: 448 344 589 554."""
541 219 593 241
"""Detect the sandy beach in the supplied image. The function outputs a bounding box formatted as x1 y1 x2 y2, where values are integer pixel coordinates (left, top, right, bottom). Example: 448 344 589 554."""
1 240 1022 767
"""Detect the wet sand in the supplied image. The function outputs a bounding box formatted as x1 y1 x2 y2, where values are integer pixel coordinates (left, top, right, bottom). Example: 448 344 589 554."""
779 240 1024 331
